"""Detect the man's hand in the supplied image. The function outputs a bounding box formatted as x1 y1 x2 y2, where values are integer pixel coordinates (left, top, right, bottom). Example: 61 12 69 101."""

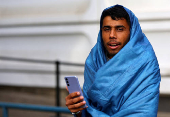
65 87 88 116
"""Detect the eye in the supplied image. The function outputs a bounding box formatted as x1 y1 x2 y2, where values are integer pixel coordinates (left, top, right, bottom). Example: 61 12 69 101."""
117 27 124 31
103 27 110 32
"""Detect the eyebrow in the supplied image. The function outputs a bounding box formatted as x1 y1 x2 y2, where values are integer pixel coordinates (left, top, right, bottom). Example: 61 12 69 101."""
102 25 126 29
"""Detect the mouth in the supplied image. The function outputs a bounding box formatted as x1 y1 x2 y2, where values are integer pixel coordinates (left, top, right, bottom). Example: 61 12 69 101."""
108 42 120 49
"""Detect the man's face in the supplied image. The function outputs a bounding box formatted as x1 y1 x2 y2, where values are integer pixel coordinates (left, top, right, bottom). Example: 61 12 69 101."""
102 16 130 59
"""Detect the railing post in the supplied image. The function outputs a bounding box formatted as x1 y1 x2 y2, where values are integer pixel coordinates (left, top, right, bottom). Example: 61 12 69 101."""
55 61 60 117
3 107 8 117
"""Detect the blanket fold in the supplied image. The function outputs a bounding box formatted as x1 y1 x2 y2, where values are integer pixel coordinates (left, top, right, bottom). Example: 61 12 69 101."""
83 5 161 117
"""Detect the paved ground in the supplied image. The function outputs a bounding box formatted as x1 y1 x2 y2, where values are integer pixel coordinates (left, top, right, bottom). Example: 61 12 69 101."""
0 86 169 117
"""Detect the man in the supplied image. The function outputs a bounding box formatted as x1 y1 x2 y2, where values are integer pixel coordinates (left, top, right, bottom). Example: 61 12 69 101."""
65 5 161 117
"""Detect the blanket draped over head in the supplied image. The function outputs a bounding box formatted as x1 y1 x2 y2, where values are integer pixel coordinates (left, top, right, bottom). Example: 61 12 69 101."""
82 5 161 117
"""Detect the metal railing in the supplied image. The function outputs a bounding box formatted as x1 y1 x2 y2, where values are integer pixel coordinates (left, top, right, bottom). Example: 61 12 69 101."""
0 56 85 117
0 102 70 117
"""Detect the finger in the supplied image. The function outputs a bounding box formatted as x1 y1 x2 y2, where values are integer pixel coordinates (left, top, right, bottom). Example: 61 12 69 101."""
68 100 86 110
70 92 81 98
65 92 80 100
69 102 88 113
66 86 68 92
70 107 85 113
66 96 84 106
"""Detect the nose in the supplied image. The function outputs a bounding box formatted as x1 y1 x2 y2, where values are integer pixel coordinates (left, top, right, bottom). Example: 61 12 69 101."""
109 29 116 39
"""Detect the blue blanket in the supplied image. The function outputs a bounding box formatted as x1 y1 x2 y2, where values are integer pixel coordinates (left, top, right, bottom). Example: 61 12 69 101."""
82 5 161 117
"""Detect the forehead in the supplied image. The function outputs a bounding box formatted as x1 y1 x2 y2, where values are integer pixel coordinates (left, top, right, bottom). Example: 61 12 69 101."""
102 16 129 28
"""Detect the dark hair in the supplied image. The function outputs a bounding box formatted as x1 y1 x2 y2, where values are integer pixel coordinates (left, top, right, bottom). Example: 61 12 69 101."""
100 5 130 28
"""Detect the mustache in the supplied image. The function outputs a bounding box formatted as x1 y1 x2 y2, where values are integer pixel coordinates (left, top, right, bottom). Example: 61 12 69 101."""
107 41 121 45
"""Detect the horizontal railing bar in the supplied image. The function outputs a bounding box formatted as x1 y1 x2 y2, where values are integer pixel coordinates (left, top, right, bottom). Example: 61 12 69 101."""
0 69 84 75
0 56 84 66
0 102 70 113
0 69 55 74
0 56 55 64
59 62 84 66
161 74 170 77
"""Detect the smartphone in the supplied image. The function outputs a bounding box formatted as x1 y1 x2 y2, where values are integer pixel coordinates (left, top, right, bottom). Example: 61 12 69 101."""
64 76 86 108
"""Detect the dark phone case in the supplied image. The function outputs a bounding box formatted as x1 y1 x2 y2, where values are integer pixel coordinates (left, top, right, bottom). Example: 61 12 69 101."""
64 76 86 108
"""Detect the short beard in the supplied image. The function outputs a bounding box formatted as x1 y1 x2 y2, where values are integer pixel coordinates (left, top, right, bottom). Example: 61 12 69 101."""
104 48 116 59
